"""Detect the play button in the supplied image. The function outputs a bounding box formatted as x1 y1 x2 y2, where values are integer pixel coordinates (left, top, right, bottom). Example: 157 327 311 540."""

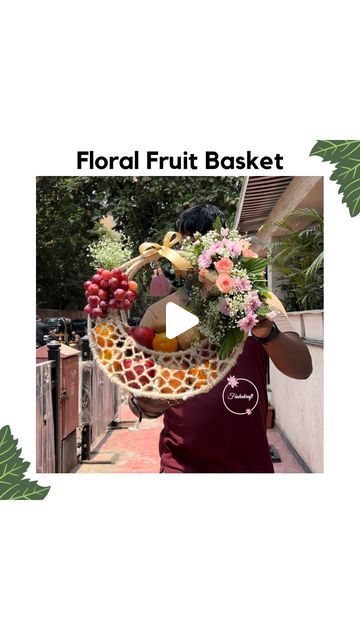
165 302 199 339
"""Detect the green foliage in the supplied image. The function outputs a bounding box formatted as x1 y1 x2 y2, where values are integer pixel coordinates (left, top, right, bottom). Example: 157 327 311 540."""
37 177 104 309
37 176 242 310
213 215 223 232
310 140 360 217
109 176 242 242
219 328 244 360
88 228 133 271
241 257 268 275
268 209 324 311
0 426 50 500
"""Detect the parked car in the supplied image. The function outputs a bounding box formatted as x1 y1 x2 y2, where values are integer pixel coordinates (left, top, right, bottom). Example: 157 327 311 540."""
36 320 48 347
71 318 88 337
42 317 72 343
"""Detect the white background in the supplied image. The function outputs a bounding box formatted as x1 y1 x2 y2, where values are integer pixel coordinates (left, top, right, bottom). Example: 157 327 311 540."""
1 2 360 639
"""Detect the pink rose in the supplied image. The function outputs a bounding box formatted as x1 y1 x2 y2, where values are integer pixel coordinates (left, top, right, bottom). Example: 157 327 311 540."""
216 273 234 293
198 268 208 282
242 248 258 258
214 257 234 273
199 268 217 284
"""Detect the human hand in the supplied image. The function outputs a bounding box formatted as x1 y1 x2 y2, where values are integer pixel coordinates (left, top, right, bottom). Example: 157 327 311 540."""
128 395 181 419
251 317 274 339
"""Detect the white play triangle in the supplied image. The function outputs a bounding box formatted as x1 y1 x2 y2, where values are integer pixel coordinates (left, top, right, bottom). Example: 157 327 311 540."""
165 302 199 339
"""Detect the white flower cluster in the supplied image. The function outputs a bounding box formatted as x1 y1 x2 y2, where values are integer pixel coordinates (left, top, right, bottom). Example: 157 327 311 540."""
88 231 133 271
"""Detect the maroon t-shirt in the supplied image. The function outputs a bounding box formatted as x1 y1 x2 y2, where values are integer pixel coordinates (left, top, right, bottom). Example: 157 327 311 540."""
159 336 273 473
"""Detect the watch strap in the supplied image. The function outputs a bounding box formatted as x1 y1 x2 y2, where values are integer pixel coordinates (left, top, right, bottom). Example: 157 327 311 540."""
252 322 280 345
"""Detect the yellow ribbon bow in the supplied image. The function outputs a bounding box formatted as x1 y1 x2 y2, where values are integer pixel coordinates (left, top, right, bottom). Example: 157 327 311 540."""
139 231 193 274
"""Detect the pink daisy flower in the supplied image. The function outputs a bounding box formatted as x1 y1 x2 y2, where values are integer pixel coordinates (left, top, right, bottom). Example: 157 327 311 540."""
237 312 259 332
198 250 212 268
218 299 232 316
246 291 261 312
233 277 251 292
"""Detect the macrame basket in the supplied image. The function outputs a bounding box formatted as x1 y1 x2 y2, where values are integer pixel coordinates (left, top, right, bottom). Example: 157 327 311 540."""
88 253 245 400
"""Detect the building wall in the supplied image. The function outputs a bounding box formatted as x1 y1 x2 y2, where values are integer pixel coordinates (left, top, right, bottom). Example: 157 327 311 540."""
256 176 323 244
262 177 324 472
270 342 323 472
37 309 87 320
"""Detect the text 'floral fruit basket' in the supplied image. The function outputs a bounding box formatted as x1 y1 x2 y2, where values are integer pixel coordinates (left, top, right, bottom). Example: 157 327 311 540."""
85 227 285 400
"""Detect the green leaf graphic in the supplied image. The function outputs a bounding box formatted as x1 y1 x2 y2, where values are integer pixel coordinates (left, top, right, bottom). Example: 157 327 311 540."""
0 425 50 500
310 140 360 217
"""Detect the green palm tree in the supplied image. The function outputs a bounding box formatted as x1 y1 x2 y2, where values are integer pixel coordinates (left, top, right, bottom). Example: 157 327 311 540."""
265 209 323 311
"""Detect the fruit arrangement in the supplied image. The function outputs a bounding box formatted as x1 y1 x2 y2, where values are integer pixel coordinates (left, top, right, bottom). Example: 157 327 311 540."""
128 323 201 354
83 267 138 319
92 318 219 396
86 229 250 400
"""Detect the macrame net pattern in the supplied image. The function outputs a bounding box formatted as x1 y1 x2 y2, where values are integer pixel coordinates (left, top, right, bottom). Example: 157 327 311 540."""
88 254 245 400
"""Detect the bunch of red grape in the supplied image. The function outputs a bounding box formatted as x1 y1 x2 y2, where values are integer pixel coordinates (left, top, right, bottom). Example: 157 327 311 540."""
83 267 138 319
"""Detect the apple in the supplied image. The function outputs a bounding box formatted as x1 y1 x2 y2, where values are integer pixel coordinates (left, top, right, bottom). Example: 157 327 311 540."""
84 304 93 314
130 326 155 349
134 359 156 385
121 358 138 387
84 280 92 289
121 357 155 388
99 300 109 312
101 269 112 280
100 278 110 288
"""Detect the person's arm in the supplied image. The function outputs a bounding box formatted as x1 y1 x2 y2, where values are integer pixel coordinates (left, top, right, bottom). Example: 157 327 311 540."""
252 318 312 380
128 394 172 420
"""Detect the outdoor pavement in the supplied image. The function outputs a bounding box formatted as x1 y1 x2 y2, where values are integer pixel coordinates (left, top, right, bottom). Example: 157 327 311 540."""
73 403 304 474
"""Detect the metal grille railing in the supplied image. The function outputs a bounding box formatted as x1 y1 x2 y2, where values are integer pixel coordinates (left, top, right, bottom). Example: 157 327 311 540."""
36 361 56 473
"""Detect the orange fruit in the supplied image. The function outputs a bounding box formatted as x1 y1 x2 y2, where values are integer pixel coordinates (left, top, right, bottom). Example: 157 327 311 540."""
188 361 215 389
152 333 179 353
101 348 113 361
158 368 186 393
101 324 115 337
96 335 106 348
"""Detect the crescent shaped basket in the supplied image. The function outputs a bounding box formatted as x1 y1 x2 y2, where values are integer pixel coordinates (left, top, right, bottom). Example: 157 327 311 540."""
88 252 245 400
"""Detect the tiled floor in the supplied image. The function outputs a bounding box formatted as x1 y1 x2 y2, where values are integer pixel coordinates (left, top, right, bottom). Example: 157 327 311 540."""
74 403 304 474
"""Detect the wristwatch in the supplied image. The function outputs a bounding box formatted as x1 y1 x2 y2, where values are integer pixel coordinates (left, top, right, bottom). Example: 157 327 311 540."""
252 322 280 345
